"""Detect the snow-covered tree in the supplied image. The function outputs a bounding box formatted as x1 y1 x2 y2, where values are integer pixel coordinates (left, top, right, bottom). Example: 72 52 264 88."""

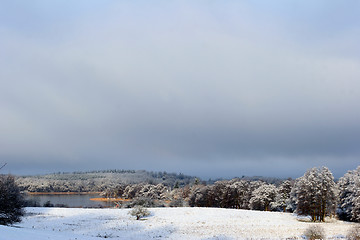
209 181 227 207
221 181 242 209
352 194 360 222
0 175 24 225
249 183 277 211
189 185 209 207
231 180 252 209
291 167 337 222
319 167 337 219
338 166 360 222
123 184 144 199
138 184 169 200
271 180 294 212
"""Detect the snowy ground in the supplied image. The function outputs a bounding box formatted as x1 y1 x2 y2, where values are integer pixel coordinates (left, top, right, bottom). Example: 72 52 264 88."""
1 207 357 240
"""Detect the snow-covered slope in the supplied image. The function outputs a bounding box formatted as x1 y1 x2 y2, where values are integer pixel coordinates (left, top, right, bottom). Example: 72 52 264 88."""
1 207 356 240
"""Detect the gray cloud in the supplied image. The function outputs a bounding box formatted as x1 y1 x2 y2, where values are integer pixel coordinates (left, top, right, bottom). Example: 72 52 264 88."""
1 1 360 179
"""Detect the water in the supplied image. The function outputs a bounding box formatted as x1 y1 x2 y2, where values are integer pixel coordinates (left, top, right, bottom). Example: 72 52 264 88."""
24 193 115 208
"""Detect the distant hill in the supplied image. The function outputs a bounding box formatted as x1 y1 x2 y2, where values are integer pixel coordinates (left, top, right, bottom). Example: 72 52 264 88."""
206 176 287 186
15 170 198 192
15 169 286 193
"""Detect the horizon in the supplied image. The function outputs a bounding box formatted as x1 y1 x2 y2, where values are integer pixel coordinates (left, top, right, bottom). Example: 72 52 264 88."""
5 165 354 181
1 1 360 180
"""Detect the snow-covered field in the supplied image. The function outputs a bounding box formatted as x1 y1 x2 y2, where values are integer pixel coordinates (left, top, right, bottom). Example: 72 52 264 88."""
1 207 357 240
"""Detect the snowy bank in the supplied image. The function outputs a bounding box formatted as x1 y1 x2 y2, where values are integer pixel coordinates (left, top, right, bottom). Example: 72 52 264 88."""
0 207 356 240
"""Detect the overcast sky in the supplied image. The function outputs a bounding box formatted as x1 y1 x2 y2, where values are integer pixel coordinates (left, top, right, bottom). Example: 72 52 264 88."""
1 0 360 179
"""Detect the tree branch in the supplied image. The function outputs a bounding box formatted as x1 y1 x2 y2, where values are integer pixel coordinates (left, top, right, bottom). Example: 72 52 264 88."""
0 163 7 171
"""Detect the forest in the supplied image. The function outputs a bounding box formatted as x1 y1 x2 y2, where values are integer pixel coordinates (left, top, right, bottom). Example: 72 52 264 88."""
13 166 360 223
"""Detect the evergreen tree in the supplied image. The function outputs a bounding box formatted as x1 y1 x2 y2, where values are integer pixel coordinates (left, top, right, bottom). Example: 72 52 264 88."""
0 175 24 225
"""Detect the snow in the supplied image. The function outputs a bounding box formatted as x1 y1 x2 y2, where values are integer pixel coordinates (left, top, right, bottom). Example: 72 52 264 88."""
1 207 357 240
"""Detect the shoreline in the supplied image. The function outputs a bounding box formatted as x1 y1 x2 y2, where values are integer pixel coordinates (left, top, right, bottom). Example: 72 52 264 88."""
25 192 102 195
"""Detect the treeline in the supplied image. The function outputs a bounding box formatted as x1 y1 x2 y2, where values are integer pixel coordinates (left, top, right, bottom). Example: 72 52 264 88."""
188 179 291 211
103 166 360 223
102 179 292 210
15 170 197 192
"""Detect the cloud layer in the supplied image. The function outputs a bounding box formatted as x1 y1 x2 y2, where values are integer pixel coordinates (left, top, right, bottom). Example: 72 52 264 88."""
1 1 360 178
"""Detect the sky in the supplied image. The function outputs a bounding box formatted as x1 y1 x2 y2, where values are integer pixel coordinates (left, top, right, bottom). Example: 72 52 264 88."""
1 0 360 179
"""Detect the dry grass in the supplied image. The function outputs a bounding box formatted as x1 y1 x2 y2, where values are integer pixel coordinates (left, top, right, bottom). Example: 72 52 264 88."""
90 198 131 202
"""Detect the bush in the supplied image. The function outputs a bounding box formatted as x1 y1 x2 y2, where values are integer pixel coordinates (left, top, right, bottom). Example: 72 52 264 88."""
132 197 154 207
123 197 166 208
347 225 360 240
43 200 54 207
169 198 184 207
0 175 25 225
126 197 155 208
304 225 325 240
55 204 69 208
129 206 150 220
23 199 40 207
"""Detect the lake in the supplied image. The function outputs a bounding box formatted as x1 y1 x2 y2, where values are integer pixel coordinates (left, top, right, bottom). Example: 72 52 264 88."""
24 193 115 208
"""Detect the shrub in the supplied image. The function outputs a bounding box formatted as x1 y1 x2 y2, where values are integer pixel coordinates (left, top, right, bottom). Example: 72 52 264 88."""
347 224 360 240
23 199 40 207
169 198 184 207
0 175 25 225
126 197 155 208
124 197 166 208
55 204 69 208
129 206 150 220
43 200 54 207
304 225 325 240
